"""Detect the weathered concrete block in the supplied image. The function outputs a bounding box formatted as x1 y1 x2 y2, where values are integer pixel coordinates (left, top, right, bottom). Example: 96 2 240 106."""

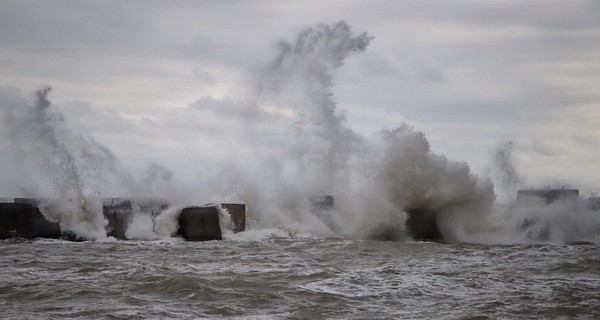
0 203 35 239
0 203 18 239
14 199 61 239
13 198 41 205
32 208 61 239
135 199 169 217
405 208 441 241
178 207 222 241
1 202 62 239
220 203 246 233
15 204 36 238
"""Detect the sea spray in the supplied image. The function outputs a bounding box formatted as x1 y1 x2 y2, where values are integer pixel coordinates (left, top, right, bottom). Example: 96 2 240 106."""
472 197 600 244
238 22 375 236
2 22 598 244
0 87 183 240
1 88 112 239
3 23 492 242
38 197 108 240
213 203 235 236
153 206 183 238
125 203 161 240
373 125 496 242
258 21 372 193
224 22 497 241
493 141 525 202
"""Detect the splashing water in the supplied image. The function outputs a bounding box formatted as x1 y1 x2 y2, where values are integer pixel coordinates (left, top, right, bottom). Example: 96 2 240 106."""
0 21 598 244
1 87 113 239
220 21 497 242
493 141 525 202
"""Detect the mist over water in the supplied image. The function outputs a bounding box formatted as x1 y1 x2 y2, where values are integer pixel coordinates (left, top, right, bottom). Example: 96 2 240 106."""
0 21 599 244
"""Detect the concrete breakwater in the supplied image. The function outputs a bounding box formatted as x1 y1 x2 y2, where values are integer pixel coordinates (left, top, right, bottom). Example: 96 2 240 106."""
0 202 61 239
406 188 592 242
0 198 245 241
2 189 592 243
516 189 579 205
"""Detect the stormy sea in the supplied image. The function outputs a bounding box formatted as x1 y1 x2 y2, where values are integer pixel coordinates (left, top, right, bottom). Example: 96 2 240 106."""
1 237 599 319
2 22 600 319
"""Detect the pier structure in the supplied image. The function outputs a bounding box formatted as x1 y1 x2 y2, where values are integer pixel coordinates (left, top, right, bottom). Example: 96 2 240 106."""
0 198 245 241
516 189 579 205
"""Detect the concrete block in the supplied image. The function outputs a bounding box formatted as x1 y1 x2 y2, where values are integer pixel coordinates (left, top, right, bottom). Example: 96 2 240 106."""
0 203 18 239
405 208 441 241
31 207 61 239
220 203 246 233
0 202 61 239
0 203 35 239
13 198 42 206
178 207 222 241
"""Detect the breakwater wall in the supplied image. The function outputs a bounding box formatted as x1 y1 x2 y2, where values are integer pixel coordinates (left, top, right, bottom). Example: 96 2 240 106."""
0 198 245 241
517 189 579 205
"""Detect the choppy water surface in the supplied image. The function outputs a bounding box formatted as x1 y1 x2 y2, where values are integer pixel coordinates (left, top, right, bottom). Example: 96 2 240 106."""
1 238 599 319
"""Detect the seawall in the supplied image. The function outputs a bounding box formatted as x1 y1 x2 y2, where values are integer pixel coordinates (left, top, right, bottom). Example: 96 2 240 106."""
0 198 245 241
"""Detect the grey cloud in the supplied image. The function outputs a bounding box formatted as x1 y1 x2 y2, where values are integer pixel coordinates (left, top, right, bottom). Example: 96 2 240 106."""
356 54 445 83
0 86 28 109
191 68 217 85
571 133 600 147
532 139 562 157
0 1 147 55
390 0 600 30
189 96 276 122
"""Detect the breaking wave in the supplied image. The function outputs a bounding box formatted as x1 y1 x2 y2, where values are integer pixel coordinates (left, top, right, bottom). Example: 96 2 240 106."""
0 21 598 244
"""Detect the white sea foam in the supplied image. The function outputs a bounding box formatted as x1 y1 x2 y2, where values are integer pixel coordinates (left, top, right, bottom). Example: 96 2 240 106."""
38 197 108 240
153 207 183 238
126 214 160 241
223 228 302 242
472 200 600 244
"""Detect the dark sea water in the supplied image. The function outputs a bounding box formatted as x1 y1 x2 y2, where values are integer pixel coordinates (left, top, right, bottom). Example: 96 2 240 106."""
1 237 599 319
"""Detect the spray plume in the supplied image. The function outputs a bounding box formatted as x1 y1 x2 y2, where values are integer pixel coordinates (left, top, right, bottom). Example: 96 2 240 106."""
0 87 134 239
3 21 597 244
228 21 497 241
494 141 525 201
259 21 372 189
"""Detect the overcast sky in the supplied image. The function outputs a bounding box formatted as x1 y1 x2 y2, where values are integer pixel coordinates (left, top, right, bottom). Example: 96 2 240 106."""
1 0 600 198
